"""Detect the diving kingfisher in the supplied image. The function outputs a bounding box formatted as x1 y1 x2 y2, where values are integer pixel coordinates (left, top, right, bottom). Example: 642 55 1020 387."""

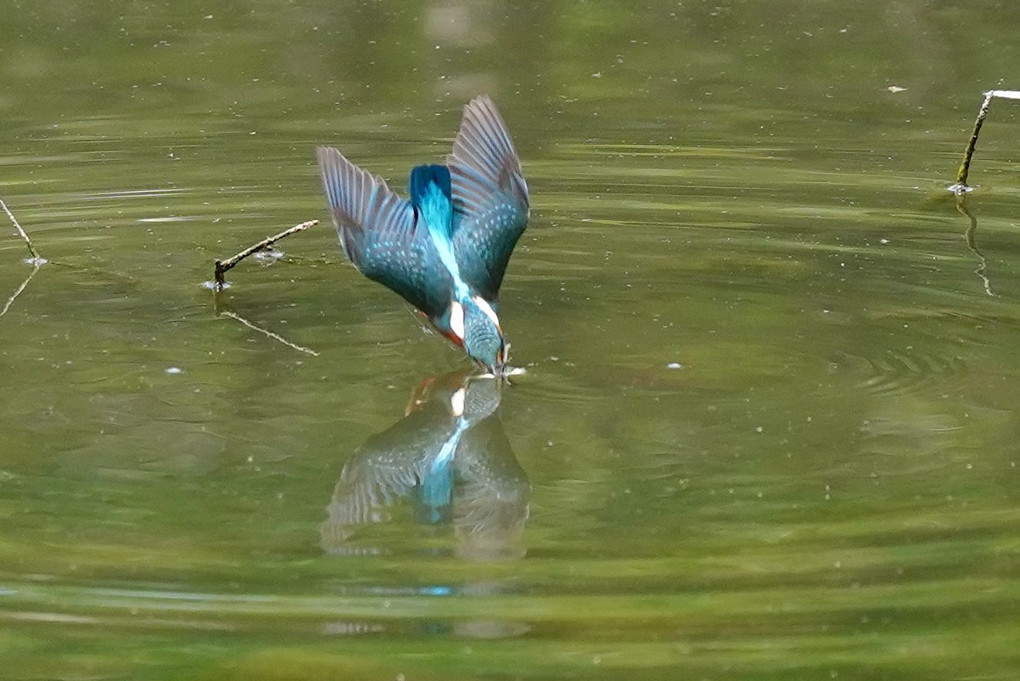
317 96 530 376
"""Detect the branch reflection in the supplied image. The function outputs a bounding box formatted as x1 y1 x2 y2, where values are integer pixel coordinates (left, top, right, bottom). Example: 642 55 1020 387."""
321 370 529 562
955 193 995 296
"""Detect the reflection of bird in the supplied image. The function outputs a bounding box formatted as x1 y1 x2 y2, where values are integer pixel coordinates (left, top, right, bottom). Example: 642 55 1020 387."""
321 371 529 561
317 96 530 375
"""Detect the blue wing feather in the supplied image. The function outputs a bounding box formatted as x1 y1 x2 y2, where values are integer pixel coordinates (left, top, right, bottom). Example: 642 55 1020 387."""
317 147 453 318
317 96 527 317
447 96 530 302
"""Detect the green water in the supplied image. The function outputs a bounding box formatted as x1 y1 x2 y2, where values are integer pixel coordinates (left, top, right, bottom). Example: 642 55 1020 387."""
2 2 1019 679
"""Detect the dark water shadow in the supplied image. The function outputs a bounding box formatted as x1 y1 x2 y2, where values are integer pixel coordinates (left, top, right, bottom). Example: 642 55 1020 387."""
321 370 530 562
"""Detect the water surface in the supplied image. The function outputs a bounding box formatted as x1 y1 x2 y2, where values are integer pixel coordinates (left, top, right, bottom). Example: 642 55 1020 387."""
1 2 1019 679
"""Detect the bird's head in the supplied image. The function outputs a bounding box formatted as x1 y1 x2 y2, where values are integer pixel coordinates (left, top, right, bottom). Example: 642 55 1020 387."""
461 296 506 376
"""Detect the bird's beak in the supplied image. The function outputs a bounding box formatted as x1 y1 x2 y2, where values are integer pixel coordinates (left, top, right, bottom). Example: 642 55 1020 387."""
493 341 509 379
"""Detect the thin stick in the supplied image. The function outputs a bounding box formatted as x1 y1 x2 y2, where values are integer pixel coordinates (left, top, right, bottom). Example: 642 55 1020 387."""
951 89 1020 193
219 310 320 356
952 91 994 192
1 196 44 262
213 219 318 290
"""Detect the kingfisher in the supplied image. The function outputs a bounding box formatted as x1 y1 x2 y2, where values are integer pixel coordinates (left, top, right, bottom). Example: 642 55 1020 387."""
317 96 530 376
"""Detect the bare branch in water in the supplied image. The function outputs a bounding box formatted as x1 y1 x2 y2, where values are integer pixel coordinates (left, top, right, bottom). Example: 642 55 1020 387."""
1 196 46 263
950 89 1020 193
219 309 320 356
212 219 318 291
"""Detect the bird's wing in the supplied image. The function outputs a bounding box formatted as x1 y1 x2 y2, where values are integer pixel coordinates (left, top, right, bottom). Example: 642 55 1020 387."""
447 96 530 303
317 146 452 318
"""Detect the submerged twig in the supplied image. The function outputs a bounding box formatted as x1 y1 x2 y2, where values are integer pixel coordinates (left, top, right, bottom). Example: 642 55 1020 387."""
950 89 1020 193
219 309 320 356
0 261 42 319
1 196 46 263
212 219 318 291
955 193 994 297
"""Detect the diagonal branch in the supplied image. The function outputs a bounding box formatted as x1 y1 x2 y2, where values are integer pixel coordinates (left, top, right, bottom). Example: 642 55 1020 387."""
1 196 46 263
212 219 318 291
951 89 1020 193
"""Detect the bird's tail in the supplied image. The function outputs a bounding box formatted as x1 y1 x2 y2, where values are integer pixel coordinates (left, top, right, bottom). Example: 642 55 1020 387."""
416 450 454 524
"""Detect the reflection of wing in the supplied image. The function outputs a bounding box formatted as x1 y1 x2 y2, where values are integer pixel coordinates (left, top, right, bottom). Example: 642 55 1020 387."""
454 413 530 562
320 400 456 553
320 371 529 561
317 146 452 317
448 96 530 303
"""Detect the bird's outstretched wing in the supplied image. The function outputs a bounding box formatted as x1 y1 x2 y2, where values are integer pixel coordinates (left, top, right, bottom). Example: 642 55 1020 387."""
447 96 530 303
317 146 452 318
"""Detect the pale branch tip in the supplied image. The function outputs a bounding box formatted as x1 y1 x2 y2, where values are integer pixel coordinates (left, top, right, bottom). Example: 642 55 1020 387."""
985 89 1020 100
